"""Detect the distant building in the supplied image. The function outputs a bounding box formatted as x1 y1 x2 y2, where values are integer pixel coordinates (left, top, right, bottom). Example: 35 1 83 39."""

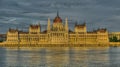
109 32 120 39
0 34 6 41
2 13 109 46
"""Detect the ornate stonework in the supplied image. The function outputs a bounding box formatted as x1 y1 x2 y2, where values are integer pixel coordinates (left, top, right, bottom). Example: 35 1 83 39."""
0 13 109 47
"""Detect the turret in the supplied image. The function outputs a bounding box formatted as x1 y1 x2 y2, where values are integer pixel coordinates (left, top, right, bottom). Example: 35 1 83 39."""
7 28 19 42
29 23 40 34
97 28 109 44
47 18 51 32
65 17 68 32
74 22 87 33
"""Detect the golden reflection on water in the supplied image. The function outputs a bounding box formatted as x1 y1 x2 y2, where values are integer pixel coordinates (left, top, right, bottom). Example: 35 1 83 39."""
3 47 110 67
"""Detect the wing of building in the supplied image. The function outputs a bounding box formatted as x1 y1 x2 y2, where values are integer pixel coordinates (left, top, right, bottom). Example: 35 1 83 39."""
1 13 109 47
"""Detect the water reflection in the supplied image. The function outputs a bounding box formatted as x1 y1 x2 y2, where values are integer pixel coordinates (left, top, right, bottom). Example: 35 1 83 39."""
0 47 6 67
0 47 119 67
46 47 69 67
109 47 120 67
5 48 47 67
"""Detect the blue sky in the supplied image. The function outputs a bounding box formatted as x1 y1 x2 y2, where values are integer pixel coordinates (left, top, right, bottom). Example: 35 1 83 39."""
0 0 120 33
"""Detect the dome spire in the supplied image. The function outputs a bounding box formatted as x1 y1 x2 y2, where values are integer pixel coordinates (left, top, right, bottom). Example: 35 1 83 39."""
57 10 59 17
53 11 62 23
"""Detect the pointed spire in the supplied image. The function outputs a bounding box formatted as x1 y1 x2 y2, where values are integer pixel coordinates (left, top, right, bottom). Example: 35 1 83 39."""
83 21 86 26
75 22 77 26
16 26 18 31
65 17 68 24
57 10 59 17
9 27 11 31
65 17 68 31
53 11 62 23
38 21 40 27
48 17 50 23
47 17 51 32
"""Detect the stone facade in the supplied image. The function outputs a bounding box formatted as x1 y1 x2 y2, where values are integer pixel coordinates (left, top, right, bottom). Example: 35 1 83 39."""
4 14 109 46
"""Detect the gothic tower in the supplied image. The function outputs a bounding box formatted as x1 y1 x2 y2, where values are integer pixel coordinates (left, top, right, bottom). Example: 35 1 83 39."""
65 17 68 32
29 23 41 34
47 18 51 32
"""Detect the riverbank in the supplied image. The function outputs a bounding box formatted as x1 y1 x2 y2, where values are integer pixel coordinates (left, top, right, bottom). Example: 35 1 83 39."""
0 44 109 47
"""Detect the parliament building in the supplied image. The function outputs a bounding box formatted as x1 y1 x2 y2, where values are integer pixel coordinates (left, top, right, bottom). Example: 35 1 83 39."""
1 13 109 47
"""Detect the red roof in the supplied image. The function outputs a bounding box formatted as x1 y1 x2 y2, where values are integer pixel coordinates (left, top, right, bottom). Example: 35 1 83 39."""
53 12 62 23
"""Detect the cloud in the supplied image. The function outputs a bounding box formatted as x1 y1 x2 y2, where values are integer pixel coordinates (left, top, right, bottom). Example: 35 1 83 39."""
0 0 120 33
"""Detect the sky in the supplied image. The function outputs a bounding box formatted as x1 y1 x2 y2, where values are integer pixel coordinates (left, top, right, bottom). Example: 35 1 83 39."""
0 0 120 33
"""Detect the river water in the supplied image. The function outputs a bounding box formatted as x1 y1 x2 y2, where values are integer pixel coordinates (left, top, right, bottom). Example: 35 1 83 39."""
0 47 120 67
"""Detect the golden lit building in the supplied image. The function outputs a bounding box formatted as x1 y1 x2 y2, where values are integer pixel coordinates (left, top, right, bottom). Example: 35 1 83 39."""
109 32 120 40
3 13 109 47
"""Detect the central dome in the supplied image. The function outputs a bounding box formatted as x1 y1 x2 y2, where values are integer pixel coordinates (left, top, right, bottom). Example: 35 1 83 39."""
53 12 62 23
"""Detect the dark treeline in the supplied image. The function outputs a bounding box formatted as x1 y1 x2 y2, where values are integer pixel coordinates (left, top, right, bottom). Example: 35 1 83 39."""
109 36 120 42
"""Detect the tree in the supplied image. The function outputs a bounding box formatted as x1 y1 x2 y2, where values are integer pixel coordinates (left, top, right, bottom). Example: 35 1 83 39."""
109 36 120 42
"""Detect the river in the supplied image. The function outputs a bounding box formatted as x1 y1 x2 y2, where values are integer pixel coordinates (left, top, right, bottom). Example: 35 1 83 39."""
0 47 120 67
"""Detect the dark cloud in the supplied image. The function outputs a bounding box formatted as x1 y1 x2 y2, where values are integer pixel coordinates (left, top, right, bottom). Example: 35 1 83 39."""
0 0 120 33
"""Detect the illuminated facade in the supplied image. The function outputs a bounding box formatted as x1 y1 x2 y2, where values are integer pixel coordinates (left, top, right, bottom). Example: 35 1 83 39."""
2 13 109 46
109 32 120 40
